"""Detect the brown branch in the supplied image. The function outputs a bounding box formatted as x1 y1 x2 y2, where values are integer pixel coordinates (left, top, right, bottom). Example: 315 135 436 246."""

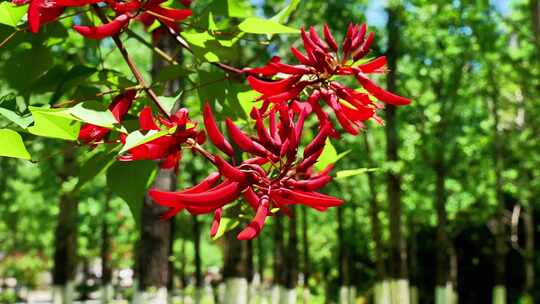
91 5 170 117
124 28 178 65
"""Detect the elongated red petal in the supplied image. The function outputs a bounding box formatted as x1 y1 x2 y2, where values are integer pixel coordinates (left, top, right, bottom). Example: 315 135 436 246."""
237 198 269 240
73 14 130 39
247 75 301 96
289 175 333 191
358 56 387 74
297 148 324 172
265 82 308 104
290 47 312 65
226 118 271 158
109 0 141 12
323 24 338 52
214 156 247 182
149 181 242 207
52 0 101 6
180 172 221 194
269 62 311 75
28 0 42 33
139 107 160 131
303 123 331 158
110 90 136 122
271 192 327 212
203 102 235 157
251 108 278 151
210 208 222 237
280 189 343 207
243 187 260 210
353 32 375 61
355 74 411 105
308 26 329 51
149 6 192 22
244 56 281 77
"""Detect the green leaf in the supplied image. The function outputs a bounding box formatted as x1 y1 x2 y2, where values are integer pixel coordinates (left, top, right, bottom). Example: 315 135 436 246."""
154 65 193 84
314 139 350 171
335 168 379 180
0 129 31 160
119 129 169 154
227 0 253 18
238 17 299 34
27 107 80 141
0 2 26 28
76 146 118 189
68 101 125 132
270 0 301 23
211 217 240 240
0 108 33 129
106 160 157 227
237 90 262 117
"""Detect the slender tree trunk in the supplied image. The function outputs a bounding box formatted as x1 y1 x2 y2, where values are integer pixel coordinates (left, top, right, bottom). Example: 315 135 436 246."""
193 215 203 304
434 163 454 304
52 146 78 304
337 207 351 304
167 217 176 303
523 208 534 301
301 207 311 304
409 218 419 304
282 207 298 304
100 194 113 304
135 31 181 304
364 135 390 304
530 0 540 58
385 4 409 304
272 216 286 304
223 225 250 304
490 73 507 304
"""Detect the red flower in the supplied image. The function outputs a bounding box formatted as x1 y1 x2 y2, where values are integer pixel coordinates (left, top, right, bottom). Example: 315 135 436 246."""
245 23 411 135
78 90 136 145
119 106 204 171
73 0 191 39
149 103 342 240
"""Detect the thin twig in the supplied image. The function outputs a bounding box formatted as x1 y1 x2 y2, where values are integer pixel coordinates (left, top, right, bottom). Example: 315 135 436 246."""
125 28 178 64
91 5 170 117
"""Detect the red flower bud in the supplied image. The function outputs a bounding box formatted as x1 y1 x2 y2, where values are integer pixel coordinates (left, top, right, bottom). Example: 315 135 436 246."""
73 13 130 39
237 198 269 240
203 102 235 157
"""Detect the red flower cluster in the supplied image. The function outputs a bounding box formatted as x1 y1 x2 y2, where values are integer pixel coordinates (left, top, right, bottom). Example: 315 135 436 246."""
118 106 205 171
245 23 411 135
64 16 411 240
78 90 136 145
13 0 191 38
149 102 342 240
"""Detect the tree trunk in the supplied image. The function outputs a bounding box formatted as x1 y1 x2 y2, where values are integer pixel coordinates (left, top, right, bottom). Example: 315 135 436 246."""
363 134 390 304
434 163 454 304
283 207 298 304
223 222 250 304
134 30 181 304
490 73 507 304
385 4 409 304
272 216 286 304
52 146 78 304
530 0 540 58
193 215 203 304
523 209 534 301
301 207 311 304
100 194 113 304
409 218 419 304
337 207 352 304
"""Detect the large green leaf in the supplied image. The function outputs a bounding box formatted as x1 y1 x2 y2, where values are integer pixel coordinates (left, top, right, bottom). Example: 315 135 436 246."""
27 107 80 141
106 160 157 227
68 101 125 132
238 17 299 34
0 2 26 28
0 129 31 160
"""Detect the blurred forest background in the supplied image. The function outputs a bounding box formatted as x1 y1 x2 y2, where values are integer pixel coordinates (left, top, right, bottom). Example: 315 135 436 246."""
1 0 540 304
